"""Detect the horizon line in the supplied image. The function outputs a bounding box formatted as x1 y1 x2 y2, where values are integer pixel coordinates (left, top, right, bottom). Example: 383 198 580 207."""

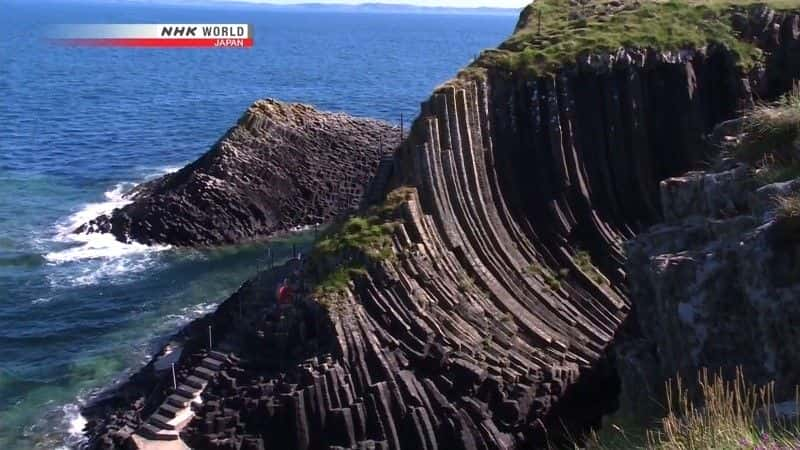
19 0 526 12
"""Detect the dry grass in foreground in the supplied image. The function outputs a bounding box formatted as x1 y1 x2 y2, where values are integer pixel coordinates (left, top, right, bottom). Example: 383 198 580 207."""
775 194 800 220
736 87 800 166
582 369 800 450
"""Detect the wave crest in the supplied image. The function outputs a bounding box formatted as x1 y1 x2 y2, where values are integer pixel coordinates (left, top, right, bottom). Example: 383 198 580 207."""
42 167 180 285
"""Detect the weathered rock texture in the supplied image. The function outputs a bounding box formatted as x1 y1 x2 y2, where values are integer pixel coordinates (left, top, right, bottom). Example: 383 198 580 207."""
76 100 401 246
81 259 322 448
84 4 800 450
618 157 800 415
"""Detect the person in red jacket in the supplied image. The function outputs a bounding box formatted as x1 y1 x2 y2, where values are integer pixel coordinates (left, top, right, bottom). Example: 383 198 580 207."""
276 278 293 307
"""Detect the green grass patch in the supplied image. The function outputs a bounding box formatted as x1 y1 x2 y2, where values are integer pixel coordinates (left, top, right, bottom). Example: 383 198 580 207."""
582 413 652 449
309 187 415 309
457 274 477 294
526 263 564 291
473 0 797 76
313 265 368 299
575 250 608 286
312 188 414 264
314 216 396 262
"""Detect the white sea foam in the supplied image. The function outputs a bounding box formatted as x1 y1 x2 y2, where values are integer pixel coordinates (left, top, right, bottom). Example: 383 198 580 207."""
46 231 166 264
65 403 87 436
156 166 182 175
189 301 218 316
57 182 134 235
164 301 219 328
67 253 157 286
43 167 181 286
45 167 181 265
53 402 87 450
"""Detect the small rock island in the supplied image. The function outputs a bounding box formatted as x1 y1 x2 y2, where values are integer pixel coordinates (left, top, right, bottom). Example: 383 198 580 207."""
76 100 401 246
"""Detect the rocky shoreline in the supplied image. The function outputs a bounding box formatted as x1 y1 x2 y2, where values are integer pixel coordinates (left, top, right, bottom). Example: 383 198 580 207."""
82 257 316 448
76 100 401 247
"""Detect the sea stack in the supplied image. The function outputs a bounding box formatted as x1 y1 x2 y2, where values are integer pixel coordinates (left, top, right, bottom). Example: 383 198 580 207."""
75 99 401 246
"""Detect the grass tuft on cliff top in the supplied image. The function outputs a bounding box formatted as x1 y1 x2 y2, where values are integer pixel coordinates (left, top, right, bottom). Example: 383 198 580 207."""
311 215 394 300
737 88 800 165
314 216 395 263
475 0 795 76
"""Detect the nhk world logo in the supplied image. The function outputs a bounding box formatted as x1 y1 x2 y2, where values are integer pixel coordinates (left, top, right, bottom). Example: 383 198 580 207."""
49 24 252 48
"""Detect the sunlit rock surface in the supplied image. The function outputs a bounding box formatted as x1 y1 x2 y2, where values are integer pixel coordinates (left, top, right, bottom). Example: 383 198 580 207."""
76 100 400 246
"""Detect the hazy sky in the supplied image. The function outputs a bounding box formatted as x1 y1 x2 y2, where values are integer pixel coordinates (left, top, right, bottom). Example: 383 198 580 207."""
234 0 529 7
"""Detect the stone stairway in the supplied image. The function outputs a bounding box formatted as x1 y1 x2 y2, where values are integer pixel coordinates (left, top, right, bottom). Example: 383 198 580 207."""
134 351 234 442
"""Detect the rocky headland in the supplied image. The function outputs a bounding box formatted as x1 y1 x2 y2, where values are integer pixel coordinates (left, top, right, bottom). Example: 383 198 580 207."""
83 1 800 449
76 100 401 246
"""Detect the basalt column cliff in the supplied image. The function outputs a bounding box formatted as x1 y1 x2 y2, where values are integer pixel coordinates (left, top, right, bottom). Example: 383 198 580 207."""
85 2 800 449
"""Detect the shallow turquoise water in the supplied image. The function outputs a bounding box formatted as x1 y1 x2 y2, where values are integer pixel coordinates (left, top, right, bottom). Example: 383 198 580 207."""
0 2 516 448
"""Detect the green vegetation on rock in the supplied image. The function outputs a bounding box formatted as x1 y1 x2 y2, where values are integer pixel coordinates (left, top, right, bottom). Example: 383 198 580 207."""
311 215 393 300
314 216 395 263
456 274 477 294
526 263 564 291
737 88 800 165
575 250 608 286
474 0 794 76
310 187 414 304
724 88 800 223
313 265 367 300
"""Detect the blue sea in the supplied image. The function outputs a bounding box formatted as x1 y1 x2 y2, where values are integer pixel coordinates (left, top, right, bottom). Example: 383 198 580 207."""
0 1 516 448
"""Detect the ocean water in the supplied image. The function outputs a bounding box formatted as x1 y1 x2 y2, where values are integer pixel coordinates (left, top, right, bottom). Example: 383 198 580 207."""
0 1 516 448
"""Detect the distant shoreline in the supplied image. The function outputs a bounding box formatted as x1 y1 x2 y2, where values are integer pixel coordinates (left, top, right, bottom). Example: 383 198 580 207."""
14 0 523 15
223 1 523 15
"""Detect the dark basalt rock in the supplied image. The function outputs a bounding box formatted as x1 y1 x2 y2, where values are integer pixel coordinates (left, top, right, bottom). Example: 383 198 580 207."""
75 100 401 246
83 5 800 450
